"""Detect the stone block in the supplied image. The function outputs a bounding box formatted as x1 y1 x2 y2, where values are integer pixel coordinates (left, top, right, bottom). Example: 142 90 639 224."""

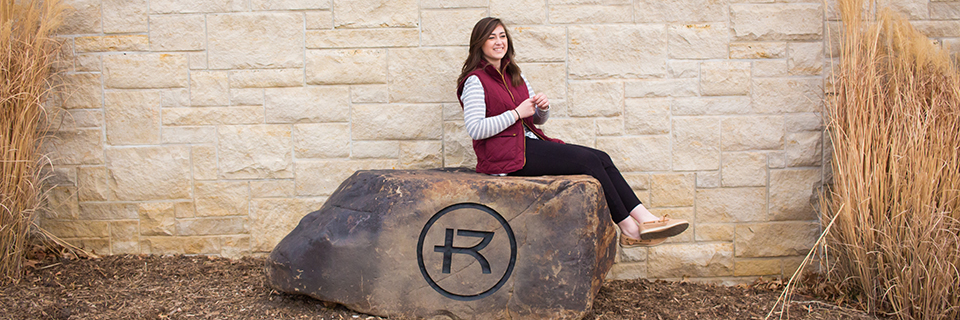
721 152 767 187
207 13 303 69
105 146 192 201
221 235 252 258
788 42 824 76
190 70 230 106
634 0 728 23
668 60 699 78
931 2 960 20
511 26 567 63
721 116 784 151
650 173 695 207
230 88 263 106
352 141 400 159
306 29 420 48
60 73 102 109
695 223 734 242
549 5 632 24
43 187 79 220
177 217 247 236
400 141 443 169
389 48 466 103
752 78 822 113
160 89 190 108
139 202 176 236
696 187 766 223
669 23 729 59
218 125 293 179
596 136 671 172
295 123 351 159
606 262 646 280
735 258 782 277
229 69 303 88
45 108 102 132
568 81 623 117
250 198 326 252
251 180 295 198
351 85 388 103
79 203 138 220
491 0 546 25
104 90 161 145
696 171 720 188
785 132 823 168
625 79 698 98
648 243 734 278
769 169 821 221
672 97 751 116
294 160 397 196
543 118 595 148
60 0 101 35
701 61 751 96
43 129 104 165
150 0 245 13
251 0 331 10
569 25 666 79
729 42 786 59
306 49 387 85
110 221 139 242
333 0 418 28
785 113 823 133
731 4 823 41
176 201 197 218
43 166 76 187
76 166 107 202
620 247 647 264
161 126 217 144
595 118 623 137
102 0 147 33
149 14 205 51
162 106 264 126
305 11 333 29
518 63 566 100
195 181 250 217
267 169 616 319
753 60 788 77
422 0 488 8
673 117 721 171
442 122 476 168
103 53 188 89
74 35 149 52
75 54 102 72
188 52 207 69
265 86 350 123
352 104 442 140
421 9 487 46
735 222 819 257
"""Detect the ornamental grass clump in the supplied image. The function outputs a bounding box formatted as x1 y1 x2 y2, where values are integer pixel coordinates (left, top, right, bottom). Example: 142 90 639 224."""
1 0 65 283
822 0 960 319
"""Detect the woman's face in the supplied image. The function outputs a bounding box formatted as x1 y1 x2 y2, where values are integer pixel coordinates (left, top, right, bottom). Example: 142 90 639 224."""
481 24 507 65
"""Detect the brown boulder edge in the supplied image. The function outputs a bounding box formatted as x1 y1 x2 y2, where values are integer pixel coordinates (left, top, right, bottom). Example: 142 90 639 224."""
266 168 617 319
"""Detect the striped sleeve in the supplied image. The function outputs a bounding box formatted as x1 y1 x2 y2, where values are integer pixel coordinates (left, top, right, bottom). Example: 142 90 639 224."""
522 75 550 125
460 75 518 140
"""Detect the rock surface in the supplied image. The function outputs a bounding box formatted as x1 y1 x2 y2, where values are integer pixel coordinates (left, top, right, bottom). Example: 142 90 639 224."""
266 168 617 319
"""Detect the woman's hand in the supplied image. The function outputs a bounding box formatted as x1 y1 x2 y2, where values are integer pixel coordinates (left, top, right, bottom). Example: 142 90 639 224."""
530 93 550 110
514 98 537 119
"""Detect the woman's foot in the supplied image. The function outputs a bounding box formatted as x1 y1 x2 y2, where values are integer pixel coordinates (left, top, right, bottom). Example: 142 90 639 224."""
617 217 666 248
638 216 688 240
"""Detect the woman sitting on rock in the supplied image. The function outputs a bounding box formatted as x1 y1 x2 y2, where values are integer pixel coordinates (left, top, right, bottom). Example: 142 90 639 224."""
456 17 688 247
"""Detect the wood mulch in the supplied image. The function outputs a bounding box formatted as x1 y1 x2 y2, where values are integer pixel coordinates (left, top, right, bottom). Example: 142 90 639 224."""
1 253 880 320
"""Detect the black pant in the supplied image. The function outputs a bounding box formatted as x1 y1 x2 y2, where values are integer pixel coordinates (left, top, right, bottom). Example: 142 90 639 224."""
508 138 641 223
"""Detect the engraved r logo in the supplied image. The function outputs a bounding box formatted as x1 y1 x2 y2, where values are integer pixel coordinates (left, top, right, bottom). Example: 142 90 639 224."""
434 229 494 274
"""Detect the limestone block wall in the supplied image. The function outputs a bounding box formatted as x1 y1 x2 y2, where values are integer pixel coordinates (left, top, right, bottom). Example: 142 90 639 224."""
41 0 960 283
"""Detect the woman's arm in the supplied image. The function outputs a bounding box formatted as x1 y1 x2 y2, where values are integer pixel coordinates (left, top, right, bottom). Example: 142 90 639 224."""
461 76 518 140
523 75 550 125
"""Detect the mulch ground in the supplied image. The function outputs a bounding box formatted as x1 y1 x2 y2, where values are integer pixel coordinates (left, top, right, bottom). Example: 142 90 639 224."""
1 254 880 320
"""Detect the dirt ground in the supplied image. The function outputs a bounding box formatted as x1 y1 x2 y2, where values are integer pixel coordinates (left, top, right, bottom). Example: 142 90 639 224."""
1 253 880 320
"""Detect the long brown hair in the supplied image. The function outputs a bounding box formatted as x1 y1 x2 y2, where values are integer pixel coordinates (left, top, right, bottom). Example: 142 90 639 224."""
456 17 524 89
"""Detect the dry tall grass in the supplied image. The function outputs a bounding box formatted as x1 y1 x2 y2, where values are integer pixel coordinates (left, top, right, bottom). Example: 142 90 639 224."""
1 0 66 283
822 0 960 319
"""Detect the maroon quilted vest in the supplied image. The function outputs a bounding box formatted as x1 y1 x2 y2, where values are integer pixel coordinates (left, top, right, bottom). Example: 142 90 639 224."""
457 59 563 174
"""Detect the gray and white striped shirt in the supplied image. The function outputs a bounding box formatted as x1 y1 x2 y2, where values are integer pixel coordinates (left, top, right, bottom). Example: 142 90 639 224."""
460 74 550 140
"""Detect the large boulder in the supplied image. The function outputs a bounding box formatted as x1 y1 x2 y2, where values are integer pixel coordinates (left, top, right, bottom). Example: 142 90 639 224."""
266 168 617 319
